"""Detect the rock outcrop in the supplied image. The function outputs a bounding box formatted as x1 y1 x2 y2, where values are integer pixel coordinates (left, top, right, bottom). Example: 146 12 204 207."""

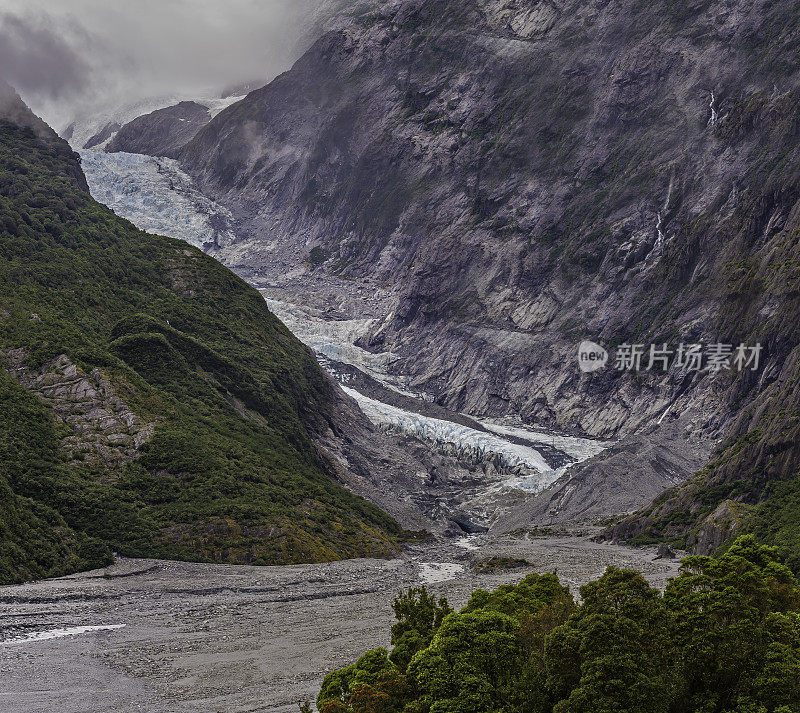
107 101 212 157
2 350 154 470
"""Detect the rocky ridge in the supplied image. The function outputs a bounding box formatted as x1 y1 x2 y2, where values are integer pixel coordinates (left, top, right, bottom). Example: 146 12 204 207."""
106 101 213 158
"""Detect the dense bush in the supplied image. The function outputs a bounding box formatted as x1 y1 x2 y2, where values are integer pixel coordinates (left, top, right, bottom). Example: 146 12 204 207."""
0 119 401 583
317 536 800 713
747 475 800 575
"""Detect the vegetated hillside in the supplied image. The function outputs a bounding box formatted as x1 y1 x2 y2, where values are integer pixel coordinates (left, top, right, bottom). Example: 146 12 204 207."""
313 536 800 713
173 0 800 559
0 100 405 585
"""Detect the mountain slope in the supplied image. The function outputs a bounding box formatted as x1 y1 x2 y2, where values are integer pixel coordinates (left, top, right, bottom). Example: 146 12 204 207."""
177 0 800 429
105 101 213 157
0 94 413 585
172 0 800 556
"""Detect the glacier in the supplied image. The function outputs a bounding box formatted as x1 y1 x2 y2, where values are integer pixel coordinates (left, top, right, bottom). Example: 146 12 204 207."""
266 297 609 491
79 146 609 499
341 385 565 493
265 297 424 398
80 150 237 250
478 420 608 463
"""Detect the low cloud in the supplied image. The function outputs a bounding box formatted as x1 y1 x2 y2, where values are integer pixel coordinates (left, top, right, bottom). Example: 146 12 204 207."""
0 0 319 130
0 12 92 100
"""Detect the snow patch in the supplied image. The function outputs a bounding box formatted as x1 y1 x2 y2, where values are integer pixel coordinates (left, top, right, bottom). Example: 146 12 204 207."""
708 90 719 127
202 94 248 118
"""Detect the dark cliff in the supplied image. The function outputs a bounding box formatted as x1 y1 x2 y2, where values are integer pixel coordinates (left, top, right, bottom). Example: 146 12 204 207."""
174 0 800 558
106 101 213 157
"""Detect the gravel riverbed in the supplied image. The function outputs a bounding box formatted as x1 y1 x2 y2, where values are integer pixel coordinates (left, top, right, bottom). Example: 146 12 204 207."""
1 535 683 713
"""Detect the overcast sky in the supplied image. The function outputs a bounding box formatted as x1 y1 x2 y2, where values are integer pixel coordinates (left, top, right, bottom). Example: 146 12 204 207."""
0 0 318 130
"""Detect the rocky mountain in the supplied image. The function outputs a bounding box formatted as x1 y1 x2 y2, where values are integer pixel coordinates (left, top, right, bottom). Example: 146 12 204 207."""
161 0 800 560
173 0 784 427
63 91 251 153
105 101 214 157
0 91 437 585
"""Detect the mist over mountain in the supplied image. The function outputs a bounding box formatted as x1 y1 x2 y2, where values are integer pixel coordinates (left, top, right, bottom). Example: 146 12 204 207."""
0 0 321 131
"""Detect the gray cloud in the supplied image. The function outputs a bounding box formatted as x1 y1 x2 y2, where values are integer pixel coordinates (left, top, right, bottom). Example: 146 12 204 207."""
0 12 92 100
0 0 319 130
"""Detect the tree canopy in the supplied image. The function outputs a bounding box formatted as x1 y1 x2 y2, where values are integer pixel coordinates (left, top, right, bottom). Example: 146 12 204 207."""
316 537 800 713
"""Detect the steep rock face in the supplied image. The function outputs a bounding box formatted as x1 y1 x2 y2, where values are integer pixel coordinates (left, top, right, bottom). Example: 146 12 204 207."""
608 341 800 553
106 101 212 157
175 0 800 550
178 0 798 435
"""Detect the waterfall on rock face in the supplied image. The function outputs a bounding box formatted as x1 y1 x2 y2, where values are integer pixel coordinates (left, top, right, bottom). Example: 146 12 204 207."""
656 211 665 248
708 90 719 126
655 168 676 250
663 168 676 212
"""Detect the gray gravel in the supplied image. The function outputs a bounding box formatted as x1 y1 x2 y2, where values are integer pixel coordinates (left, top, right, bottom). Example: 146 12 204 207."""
1 535 683 713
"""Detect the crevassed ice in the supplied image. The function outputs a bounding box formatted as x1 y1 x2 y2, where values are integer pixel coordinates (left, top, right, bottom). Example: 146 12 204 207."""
265 298 422 397
80 150 236 249
342 385 557 478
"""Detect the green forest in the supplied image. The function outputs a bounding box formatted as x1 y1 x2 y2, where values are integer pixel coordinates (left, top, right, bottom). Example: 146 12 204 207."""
0 119 402 584
315 536 800 713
